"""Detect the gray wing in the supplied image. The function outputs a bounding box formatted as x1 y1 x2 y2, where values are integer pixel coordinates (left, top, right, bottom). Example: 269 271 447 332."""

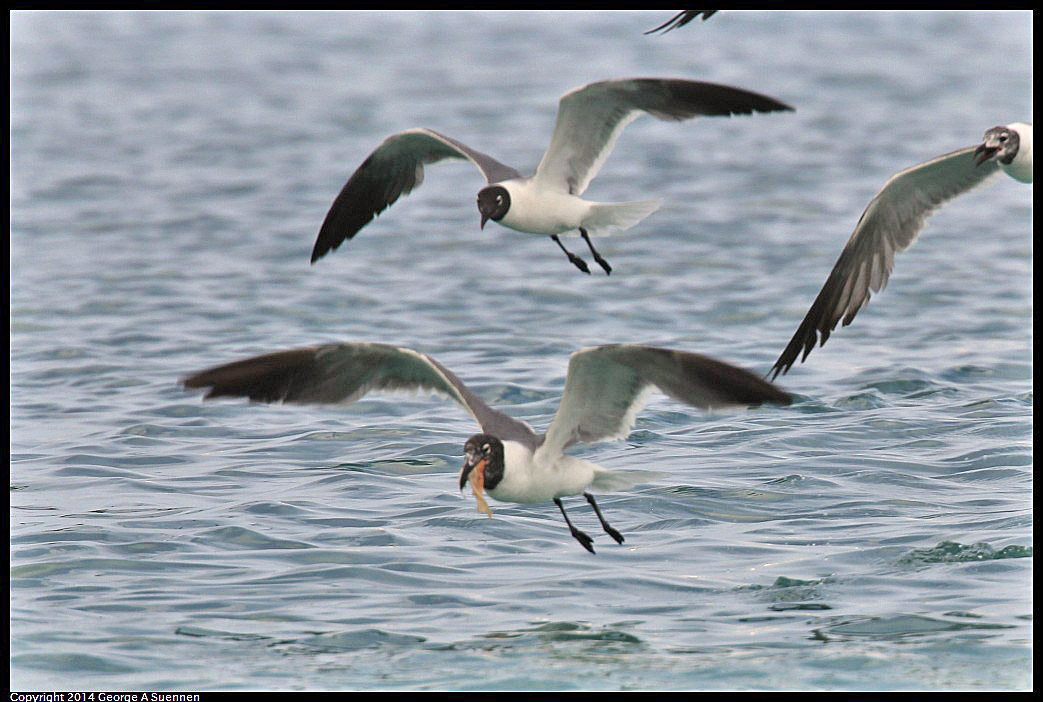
645 10 717 34
311 128 521 263
770 146 1003 379
533 78 792 196
182 342 539 447
534 345 792 464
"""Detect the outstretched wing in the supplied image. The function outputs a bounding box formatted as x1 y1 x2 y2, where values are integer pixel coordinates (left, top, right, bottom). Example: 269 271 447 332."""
769 146 1002 379
182 342 538 446
645 10 717 34
311 128 521 262
533 78 792 196
535 345 792 464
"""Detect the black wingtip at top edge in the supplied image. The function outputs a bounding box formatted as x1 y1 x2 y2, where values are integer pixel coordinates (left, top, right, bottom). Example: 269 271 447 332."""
645 10 718 35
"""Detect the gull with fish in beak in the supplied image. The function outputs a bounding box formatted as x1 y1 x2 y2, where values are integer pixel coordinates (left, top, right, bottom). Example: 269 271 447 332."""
183 342 792 553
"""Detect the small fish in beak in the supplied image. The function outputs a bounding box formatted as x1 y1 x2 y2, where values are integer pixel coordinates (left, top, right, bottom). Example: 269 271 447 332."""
460 451 493 517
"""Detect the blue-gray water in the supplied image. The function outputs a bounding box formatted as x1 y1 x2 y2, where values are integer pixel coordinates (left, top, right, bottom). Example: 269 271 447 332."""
10 10 1032 692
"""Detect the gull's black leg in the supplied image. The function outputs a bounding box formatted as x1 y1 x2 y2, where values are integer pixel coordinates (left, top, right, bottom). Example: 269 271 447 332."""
555 497 595 553
584 492 624 544
579 228 612 275
551 235 591 274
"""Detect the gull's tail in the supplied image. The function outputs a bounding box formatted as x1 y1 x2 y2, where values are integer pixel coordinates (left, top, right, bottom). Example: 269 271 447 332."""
590 467 663 494
582 199 662 235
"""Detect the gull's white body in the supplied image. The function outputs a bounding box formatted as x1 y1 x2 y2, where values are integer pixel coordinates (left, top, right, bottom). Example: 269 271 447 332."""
495 177 661 237
495 178 599 235
491 441 603 503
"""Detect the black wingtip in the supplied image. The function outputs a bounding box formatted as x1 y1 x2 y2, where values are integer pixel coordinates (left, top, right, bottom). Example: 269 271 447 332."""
665 79 795 117
755 94 796 114
657 348 795 408
182 348 322 404
767 333 814 383
310 217 343 264
766 385 794 407
767 363 786 382
645 10 717 34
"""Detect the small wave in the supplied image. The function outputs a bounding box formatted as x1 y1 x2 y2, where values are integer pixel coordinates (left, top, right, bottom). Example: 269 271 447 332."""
897 540 1032 565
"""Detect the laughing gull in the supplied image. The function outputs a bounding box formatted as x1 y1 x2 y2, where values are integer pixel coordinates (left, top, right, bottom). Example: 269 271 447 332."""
770 122 1032 379
311 78 792 275
183 343 792 552
645 11 717 34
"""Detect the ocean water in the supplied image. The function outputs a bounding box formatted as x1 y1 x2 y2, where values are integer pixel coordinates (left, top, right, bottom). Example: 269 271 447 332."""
9 10 1032 692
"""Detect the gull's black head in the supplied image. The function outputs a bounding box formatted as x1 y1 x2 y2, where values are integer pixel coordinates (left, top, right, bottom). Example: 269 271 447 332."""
459 433 505 491
975 125 1020 167
476 186 510 229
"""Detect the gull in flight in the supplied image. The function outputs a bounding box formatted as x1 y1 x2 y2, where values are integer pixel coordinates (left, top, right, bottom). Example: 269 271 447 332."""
311 77 792 275
770 122 1032 378
183 343 792 552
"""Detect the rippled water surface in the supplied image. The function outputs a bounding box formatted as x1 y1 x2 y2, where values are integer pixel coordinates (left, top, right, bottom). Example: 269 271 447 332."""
10 10 1032 692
